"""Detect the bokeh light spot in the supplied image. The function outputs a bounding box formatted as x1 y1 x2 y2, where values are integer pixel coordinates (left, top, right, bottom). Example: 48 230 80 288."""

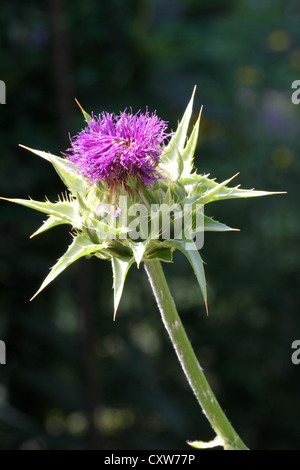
267 30 290 52
272 147 293 168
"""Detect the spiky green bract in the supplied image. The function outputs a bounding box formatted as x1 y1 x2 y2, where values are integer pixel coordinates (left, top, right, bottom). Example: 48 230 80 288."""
1 91 279 317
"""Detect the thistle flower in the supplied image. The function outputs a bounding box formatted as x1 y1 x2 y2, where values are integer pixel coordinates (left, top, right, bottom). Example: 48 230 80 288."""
0 89 285 451
65 109 170 188
0 89 280 318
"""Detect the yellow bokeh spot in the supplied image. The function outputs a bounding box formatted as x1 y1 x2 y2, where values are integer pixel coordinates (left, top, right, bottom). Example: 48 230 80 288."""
290 49 300 69
66 411 89 435
267 30 291 52
235 66 260 86
272 147 293 168
45 410 65 436
93 406 135 435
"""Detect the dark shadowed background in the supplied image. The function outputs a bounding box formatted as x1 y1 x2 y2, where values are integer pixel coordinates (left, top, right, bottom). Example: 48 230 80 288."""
0 0 299 450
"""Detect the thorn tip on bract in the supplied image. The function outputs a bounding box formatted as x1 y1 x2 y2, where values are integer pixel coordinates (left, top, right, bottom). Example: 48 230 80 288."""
192 85 197 100
30 291 38 302
75 98 84 114
75 98 92 122
18 145 51 161
269 191 287 195
198 105 203 120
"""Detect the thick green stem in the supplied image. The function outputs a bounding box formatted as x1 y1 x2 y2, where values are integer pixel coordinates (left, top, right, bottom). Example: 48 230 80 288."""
144 259 248 451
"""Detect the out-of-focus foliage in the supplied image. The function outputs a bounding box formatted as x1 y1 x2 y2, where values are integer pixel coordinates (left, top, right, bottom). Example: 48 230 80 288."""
0 0 298 450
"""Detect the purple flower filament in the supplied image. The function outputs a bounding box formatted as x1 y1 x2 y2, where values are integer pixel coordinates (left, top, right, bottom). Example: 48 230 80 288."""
66 109 170 188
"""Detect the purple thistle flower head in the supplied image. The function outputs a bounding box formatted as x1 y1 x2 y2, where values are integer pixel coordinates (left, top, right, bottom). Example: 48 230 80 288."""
65 109 170 188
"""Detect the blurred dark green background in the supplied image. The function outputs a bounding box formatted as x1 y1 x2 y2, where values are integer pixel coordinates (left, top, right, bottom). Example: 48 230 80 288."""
0 0 299 450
